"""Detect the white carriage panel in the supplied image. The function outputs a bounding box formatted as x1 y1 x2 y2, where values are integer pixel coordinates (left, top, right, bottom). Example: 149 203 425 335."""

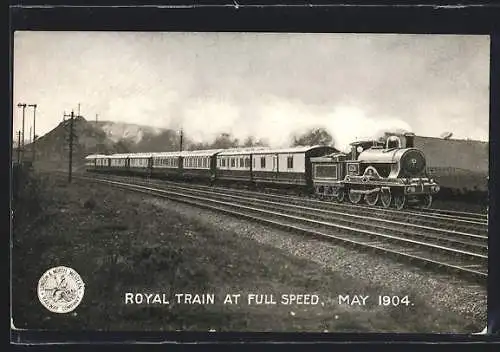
286 153 306 173
278 153 305 173
254 154 274 171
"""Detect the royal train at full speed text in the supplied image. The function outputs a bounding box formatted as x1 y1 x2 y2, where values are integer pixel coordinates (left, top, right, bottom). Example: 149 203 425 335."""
85 132 440 209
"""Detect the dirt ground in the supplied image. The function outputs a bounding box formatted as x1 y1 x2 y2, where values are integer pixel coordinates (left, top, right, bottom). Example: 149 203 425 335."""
11 170 483 332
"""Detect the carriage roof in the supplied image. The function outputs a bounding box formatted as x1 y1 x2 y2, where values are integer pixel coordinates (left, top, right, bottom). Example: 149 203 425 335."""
180 149 224 157
85 154 110 159
217 145 330 156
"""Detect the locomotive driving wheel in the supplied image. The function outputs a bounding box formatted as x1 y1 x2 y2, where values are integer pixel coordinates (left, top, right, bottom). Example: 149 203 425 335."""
393 193 406 210
348 190 362 204
380 189 391 208
336 189 345 203
420 194 433 209
365 190 379 206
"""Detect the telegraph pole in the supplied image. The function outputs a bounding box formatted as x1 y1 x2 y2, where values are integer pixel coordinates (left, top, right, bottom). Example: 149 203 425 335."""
17 131 21 164
95 114 99 154
179 128 184 152
64 110 77 183
17 103 27 160
28 104 37 162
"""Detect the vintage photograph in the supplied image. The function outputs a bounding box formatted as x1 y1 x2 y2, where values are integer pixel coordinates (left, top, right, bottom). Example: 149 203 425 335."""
11 32 489 333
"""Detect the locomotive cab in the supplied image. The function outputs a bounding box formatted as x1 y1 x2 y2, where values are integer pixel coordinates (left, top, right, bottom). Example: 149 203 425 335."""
383 132 415 149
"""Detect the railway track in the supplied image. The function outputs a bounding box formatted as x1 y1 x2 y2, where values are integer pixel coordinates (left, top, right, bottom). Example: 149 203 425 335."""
84 172 488 233
68 172 488 285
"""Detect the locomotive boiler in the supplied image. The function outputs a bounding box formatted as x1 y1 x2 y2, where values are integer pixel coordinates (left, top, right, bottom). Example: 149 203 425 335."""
311 133 440 209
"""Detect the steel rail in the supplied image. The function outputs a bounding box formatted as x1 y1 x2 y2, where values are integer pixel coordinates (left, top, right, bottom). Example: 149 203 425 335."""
71 174 488 285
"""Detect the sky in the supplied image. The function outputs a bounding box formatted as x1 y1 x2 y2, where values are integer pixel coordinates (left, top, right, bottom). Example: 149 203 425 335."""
13 32 490 151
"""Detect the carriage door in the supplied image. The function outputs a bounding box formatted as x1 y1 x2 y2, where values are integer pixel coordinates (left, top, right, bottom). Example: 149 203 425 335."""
272 154 278 178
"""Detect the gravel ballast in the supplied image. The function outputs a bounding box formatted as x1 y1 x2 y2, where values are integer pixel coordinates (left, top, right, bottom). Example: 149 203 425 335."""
145 197 487 329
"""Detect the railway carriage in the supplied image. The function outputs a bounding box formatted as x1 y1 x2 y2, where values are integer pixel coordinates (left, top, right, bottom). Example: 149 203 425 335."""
85 154 99 171
128 153 154 176
150 151 182 178
85 154 111 172
181 149 221 181
249 146 337 189
215 147 266 183
107 153 130 174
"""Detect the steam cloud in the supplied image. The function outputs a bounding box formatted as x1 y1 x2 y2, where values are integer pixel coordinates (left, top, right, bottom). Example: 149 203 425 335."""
177 101 413 151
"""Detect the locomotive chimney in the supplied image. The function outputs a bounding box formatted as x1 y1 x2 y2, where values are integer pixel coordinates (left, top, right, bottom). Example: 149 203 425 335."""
405 132 415 148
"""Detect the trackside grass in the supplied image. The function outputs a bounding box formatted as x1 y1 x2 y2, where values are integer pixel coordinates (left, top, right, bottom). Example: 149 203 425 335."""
11 172 481 332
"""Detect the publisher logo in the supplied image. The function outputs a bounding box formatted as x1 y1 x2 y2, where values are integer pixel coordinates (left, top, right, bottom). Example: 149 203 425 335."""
37 266 85 313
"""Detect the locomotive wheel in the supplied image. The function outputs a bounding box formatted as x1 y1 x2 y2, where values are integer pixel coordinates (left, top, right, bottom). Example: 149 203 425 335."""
420 194 433 209
380 189 392 208
348 190 362 204
336 189 345 203
393 193 406 210
365 191 379 206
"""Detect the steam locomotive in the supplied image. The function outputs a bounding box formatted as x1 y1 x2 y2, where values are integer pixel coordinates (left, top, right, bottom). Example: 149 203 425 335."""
85 132 440 209
311 132 440 209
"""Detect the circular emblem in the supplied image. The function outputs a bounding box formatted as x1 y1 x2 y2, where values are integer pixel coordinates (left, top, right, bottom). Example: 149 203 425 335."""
37 266 85 314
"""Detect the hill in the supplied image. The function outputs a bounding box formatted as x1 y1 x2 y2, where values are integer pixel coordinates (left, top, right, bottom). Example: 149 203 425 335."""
24 116 131 170
95 121 167 144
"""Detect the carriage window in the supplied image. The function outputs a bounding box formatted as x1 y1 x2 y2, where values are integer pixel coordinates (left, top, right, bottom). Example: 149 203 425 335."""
261 157 266 168
245 158 250 168
231 158 235 167
240 158 244 168
287 156 293 169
